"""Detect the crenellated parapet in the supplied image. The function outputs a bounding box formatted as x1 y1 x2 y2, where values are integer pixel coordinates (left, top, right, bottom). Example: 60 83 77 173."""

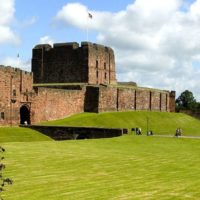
0 65 32 76
32 41 116 85
0 41 176 126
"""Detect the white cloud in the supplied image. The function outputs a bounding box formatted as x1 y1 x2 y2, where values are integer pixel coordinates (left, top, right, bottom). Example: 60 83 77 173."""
0 0 15 25
54 0 200 100
0 0 19 45
55 3 89 29
18 16 38 28
1 56 31 72
39 36 54 46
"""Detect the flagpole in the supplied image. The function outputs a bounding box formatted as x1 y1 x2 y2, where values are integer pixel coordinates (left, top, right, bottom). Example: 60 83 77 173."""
86 15 89 41
86 12 93 42
17 53 20 68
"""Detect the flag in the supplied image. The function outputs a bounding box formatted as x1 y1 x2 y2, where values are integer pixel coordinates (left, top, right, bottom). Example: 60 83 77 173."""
88 12 93 19
17 53 19 58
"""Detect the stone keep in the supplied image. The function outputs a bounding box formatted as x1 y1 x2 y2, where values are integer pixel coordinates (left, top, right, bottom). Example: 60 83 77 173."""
32 42 117 85
0 41 176 126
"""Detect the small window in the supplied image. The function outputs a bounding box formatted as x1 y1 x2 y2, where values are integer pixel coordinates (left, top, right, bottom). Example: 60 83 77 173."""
96 71 98 78
13 89 16 96
1 112 5 120
96 71 99 84
96 60 98 69
104 72 107 79
104 63 106 70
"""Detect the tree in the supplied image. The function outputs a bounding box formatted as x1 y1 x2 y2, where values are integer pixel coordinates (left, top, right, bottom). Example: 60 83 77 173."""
0 147 13 200
176 90 197 111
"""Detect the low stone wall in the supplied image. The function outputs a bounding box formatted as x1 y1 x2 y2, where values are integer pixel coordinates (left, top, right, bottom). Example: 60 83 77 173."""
22 125 126 140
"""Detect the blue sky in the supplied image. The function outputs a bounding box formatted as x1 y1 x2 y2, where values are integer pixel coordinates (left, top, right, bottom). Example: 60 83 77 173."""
2 0 133 61
1 0 200 100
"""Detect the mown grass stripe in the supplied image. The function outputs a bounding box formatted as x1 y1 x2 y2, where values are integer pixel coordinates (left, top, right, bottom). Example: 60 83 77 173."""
0 136 200 199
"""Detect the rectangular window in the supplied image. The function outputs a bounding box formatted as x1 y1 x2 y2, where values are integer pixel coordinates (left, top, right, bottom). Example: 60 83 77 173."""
104 72 107 79
1 112 5 120
96 71 98 78
96 71 99 84
104 62 106 70
96 60 98 69
13 89 16 96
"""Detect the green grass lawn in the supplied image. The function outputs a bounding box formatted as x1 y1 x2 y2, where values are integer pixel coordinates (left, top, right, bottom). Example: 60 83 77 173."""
2 135 200 200
1 112 200 199
41 111 200 136
0 127 52 142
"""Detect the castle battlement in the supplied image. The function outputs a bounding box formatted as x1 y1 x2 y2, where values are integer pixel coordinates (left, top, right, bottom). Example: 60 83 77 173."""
32 41 116 85
33 42 114 55
0 65 32 76
0 41 176 126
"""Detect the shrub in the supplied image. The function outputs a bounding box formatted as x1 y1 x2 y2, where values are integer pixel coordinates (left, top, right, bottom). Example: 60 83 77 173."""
0 147 12 200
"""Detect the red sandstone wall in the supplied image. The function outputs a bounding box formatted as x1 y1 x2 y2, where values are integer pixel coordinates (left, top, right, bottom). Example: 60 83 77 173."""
0 66 33 126
161 93 168 111
0 65 175 127
98 86 117 112
118 88 135 111
86 42 116 85
169 91 176 112
32 43 88 84
97 86 173 113
151 91 161 111
135 90 150 110
31 87 85 123
32 42 117 85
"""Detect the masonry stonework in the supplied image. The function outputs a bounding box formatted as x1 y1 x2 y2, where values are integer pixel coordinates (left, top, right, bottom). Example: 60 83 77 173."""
0 41 176 126
32 42 116 85
31 87 85 123
0 66 33 125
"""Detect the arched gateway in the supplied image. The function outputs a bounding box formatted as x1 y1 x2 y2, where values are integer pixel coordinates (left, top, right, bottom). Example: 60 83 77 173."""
20 105 31 125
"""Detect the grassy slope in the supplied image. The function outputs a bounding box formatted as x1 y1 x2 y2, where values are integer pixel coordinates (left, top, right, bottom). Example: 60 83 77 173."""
2 135 200 200
1 112 200 199
41 111 200 136
0 127 52 142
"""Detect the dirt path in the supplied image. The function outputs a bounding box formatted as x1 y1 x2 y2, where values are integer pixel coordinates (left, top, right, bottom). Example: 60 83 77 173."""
153 134 200 139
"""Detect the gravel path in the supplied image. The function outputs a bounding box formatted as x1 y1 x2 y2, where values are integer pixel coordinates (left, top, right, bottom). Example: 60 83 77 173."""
153 134 200 139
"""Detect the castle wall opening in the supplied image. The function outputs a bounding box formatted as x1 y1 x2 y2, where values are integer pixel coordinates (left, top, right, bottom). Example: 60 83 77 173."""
20 105 30 125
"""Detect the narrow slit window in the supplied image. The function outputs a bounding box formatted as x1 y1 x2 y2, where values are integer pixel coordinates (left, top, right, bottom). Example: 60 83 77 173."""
13 89 16 96
96 60 98 69
1 112 5 120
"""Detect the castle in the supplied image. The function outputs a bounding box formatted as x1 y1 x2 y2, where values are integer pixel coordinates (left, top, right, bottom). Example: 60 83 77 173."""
0 42 175 126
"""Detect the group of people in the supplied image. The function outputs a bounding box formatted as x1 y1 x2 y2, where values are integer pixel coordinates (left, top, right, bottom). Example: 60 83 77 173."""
133 128 153 136
132 127 182 137
175 128 182 137
135 127 142 135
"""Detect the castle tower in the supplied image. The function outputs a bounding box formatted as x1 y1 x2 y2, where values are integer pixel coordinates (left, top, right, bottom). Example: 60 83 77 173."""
32 42 117 85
